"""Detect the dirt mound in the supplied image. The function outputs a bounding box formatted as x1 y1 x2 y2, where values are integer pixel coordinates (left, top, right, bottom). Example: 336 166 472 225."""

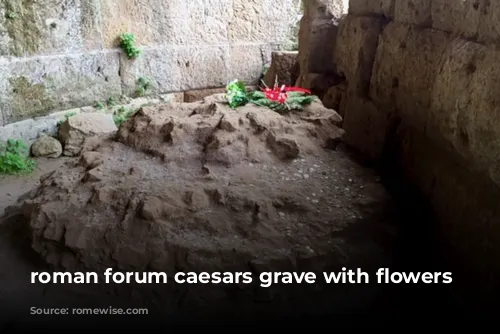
11 95 398 310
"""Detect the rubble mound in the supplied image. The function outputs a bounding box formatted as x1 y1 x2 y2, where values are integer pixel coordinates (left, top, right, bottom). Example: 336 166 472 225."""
14 94 397 308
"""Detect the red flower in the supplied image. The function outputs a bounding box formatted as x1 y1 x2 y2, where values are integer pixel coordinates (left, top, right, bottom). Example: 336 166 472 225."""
261 85 311 104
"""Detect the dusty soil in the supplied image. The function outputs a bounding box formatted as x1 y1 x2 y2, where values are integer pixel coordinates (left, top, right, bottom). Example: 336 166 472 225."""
0 95 401 325
0 158 70 216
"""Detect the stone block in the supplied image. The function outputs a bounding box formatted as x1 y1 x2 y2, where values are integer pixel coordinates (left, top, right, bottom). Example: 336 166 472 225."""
477 0 500 45
431 0 481 39
0 51 122 124
229 44 264 85
369 23 450 130
0 0 102 57
430 38 500 187
335 15 384 96
322 83 347 117
99 0 164 48
392 125 500 302
298 0 343 76
228 0 300 43
100 0 299 46
342 95 390 161
348 0 394 18
263 51 299 87
120 45 230 95
394 0 432 26
99 0 239 47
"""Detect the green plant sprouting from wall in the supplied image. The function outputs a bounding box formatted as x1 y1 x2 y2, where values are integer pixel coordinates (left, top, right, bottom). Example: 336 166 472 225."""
57 111 77 126
135 76 151 97
119 33 141 59
106 96 117 106
5 11 17 20
113 106 137 126
94 101 105 110
0 139 36 175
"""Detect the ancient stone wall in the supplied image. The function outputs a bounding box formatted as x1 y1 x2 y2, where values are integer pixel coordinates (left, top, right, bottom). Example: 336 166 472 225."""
304 0 500 306
295 0 348 101
0 0 301 126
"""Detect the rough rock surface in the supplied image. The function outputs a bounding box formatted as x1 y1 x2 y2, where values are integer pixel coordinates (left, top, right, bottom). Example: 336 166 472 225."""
183 88 227 102
13 95 397 309
316 0 500 307
30 135 62 158
263 51 299 87
296 0 347 98
58 113 117 157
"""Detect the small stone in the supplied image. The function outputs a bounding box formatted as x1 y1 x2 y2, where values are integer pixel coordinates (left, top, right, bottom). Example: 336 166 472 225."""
312 199 319 204
303 174 310 179
59 112 117 157
278 212 285 217
79 151 104 170
31 136 63 158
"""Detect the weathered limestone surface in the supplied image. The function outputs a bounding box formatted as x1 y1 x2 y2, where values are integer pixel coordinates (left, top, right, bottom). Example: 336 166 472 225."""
335 15 384 96
296 0 348 99
0 51 122 125
184 88 227 102
263 51 299 87
0 0 302 126
299 0 500 307
348 0 393 17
